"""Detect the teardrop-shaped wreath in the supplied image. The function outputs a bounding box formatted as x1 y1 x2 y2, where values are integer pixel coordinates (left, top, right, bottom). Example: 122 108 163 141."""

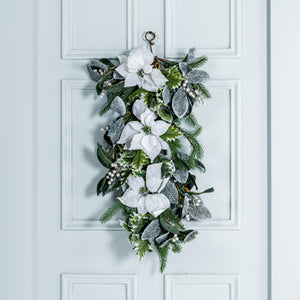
87 35 213 272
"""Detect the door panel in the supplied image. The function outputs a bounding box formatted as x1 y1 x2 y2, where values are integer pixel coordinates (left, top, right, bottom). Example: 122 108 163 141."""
33 0 268 299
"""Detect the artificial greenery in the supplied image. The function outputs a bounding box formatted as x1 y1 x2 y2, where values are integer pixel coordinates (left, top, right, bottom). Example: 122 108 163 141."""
87 45 213 273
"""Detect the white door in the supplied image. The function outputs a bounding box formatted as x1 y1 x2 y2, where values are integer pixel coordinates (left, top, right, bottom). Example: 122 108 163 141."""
17 0 269 299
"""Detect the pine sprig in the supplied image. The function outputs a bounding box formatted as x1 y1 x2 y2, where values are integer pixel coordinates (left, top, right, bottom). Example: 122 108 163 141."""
100 201 125 223
197 83 211 99
154 242 170 273
188 56 208 69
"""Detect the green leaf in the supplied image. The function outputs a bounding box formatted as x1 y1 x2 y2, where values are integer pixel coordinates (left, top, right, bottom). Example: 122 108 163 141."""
103 81 124 93
97 143 112 168
99 201 124 223
120 86 136 101
188 56 208 69
157 105 173 123
99 58 115 68
199 187 214 194
97 177 106 196
132 150 150 170
128 88 148 100
160 125 181 142
159 215 180 234
163 66 186 90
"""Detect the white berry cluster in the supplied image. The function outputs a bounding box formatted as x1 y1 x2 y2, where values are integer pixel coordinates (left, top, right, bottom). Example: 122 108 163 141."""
93 67 105 76
185 213 190 221
106 163 121 185
181 79 204 104
192 195 202 207
172 234 179 242
100 125 110 132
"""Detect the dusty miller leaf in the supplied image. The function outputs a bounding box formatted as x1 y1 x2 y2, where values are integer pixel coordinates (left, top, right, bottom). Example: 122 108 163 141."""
172 87 189 119
179 62 192 76
111 96 126 115
188 202 212 220
141 219 162 240
161 181 178 204
187 69 209 83
183 230 198 242
173 169 188 183
162 86 171 104
108 118 124 144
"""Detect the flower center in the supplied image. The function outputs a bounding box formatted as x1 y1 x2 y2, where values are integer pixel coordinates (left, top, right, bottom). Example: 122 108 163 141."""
139 187 147 196
137 69 145 77
142 125 151 134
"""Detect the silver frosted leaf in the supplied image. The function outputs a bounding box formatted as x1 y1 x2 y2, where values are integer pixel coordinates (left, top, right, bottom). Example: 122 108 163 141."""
187 48 196 62
173 169 188 183
172 87 189 119
188 202 211 220
161 181 178 204
155 232 170 244
187 69 209 83
113 70 124 80
162 86 171 104
141 219 162 240
159 237 173 248
179 62 191 76
91 60 108 71
111 96 126 116
87 60 108 82
108 118 124 144
182 195 190 216
87 64 101 82
184 230 198 242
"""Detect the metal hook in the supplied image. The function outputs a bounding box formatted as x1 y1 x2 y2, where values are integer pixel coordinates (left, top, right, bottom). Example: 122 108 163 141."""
144 31 156 53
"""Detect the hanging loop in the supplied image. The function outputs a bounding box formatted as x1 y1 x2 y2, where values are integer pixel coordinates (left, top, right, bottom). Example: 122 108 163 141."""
144 31 156 53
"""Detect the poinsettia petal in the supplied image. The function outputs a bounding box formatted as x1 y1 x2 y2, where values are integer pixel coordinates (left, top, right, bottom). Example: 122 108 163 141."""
124 72 140 87
128 121 143 131
146 163 163 193
141 109 156 127
127 175 145 190
117 55 128 64
150 120 170 136
141 135 162 161
118 189 141 207
132 99 147 120
150 68 168 88
129 132 145 150
144 194 170 217
142 75 158 92
143 65 152 74
127 53 144 72
140 45 154 65
137 196 147 215
158 177 170 193
158 137 169 150
116 63 128 77
117 123 139 144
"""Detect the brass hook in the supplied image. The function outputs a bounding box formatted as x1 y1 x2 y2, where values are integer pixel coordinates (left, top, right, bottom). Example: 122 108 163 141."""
144 31 156 53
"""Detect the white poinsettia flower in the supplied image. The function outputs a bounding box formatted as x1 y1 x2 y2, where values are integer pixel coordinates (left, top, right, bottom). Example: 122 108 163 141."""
118 163 170 217
116 46 168 92
117 99 170 161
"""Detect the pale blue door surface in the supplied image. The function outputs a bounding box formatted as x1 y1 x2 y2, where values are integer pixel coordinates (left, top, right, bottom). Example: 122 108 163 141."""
1 0 269 299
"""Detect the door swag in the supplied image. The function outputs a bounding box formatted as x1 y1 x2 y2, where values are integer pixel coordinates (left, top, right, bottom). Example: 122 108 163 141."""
86 31 213 272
